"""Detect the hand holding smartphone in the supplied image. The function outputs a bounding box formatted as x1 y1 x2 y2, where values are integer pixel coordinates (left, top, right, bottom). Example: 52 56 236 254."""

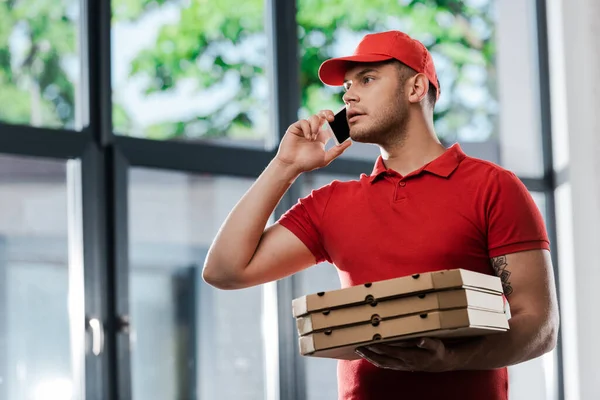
324 107 351 145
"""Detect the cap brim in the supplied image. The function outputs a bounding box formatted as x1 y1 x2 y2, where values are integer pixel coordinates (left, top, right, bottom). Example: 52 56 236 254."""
318 54 394 86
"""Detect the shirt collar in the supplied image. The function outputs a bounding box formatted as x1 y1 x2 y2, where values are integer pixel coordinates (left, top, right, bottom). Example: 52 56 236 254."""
368 143 466 184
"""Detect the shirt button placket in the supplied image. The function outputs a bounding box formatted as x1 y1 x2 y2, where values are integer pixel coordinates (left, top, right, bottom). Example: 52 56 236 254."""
395 180 407 201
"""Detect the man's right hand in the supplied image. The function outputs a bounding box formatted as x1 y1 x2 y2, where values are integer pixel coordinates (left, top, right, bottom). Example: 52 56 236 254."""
275 110 353 174
203 110 352 290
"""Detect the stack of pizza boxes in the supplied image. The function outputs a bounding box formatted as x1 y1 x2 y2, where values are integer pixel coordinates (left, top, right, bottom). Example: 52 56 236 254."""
292 269 510 360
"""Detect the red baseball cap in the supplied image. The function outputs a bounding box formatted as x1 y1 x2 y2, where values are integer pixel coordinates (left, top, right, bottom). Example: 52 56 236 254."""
318 30 440 100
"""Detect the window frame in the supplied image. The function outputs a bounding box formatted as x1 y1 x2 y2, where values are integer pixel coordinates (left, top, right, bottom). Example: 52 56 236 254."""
0 0 564 399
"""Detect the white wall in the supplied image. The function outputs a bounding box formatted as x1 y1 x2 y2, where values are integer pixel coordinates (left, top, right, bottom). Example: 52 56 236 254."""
497 0 545 178
547 0 600 399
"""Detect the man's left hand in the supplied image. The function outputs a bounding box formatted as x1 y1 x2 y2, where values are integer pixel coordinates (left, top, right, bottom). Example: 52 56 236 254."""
355 338 458 372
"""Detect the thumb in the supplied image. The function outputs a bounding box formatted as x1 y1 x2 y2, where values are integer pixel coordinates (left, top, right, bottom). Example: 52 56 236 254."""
416 338 444 352
323 140 352 165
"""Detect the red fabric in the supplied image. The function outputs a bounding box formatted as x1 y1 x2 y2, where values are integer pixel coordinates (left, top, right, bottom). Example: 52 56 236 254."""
277 144 549 400
318 30 440 99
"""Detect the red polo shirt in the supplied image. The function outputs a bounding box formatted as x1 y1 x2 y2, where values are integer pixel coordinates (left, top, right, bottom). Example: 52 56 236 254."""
278 143 550 400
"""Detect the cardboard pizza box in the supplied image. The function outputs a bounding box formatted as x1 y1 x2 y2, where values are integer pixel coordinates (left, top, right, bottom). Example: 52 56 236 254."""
292 269 503 318
296 288 505 336
299 307 509 360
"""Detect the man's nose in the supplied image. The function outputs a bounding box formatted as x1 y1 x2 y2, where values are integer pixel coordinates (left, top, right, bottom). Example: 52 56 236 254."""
342 88 358 104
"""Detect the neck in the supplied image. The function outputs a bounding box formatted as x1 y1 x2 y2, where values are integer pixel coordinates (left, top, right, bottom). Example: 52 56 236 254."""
379 113 446 177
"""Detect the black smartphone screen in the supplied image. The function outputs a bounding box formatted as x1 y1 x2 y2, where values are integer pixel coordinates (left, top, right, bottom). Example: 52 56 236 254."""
329 108 350 144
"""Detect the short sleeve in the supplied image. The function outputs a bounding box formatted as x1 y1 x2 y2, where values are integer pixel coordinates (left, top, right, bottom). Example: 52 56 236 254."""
486 169 550 258
277 182 335 264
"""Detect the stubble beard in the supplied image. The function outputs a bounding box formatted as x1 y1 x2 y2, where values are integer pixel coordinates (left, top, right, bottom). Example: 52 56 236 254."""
349 90 409 148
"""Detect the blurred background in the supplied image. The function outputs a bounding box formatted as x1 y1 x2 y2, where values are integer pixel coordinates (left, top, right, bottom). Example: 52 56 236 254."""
0 0 596 399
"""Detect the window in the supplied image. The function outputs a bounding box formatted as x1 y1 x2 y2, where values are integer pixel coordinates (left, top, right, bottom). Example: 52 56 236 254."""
297 0 500 162
553 183 578 400
111 0 270 146
495 0 545 177
0 0 81 129
0 154 84 400
128 168 272 399
507 191 559 400
293 173 347 400
0 0 563 398
296 0 545 180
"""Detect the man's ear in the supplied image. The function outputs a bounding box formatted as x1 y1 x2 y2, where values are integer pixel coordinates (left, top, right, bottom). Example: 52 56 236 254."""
407 73 430 104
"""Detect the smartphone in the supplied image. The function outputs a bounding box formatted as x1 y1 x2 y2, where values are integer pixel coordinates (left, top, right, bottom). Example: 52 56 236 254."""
326 107 351 145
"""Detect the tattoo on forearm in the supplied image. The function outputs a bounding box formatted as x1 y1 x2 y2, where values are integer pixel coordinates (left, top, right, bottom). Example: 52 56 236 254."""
490 256 513 296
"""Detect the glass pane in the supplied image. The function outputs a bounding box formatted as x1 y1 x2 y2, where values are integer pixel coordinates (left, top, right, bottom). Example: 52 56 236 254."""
0 154 83 400
128 169 270 399
496 0 544 177
297 0 501 162
296 262 340 400
112 0 269 147
297 0 544 177
546 0 569 173
0 0 81 129
554 183 579 400
508 191 558 400
294 173 348 400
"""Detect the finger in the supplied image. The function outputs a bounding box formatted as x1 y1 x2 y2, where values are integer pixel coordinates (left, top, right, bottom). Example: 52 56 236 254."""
366 344 392 355
316 125 331 143
314 110 337 142
355 347 409 371
416 337 444 353
387 339 421 348
323 140 352 164
307 115 322 138
298 119 312 140
417 338 446 360
366 344 422 359
318 109 335 123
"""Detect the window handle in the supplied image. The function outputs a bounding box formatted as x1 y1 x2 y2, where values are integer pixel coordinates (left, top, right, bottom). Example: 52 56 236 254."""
88 318 104 356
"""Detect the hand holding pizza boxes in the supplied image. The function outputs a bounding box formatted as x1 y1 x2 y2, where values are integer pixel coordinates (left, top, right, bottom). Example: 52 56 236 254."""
292 269 510 360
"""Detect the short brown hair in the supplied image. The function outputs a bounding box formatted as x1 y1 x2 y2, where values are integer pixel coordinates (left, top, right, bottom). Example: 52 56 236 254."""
391 60 438 109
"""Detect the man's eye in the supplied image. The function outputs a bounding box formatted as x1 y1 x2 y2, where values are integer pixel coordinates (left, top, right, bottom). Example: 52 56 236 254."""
362 76 374 84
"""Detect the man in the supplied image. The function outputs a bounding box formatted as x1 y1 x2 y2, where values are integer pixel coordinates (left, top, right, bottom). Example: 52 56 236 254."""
203 30 559 400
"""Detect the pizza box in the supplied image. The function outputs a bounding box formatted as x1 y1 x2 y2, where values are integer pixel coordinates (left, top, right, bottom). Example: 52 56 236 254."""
296 288 505 336
299 307 509 360
292 269 503 318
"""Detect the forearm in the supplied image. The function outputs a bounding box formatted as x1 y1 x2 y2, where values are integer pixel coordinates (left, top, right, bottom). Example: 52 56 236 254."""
203 158 301 279
449 313 559 371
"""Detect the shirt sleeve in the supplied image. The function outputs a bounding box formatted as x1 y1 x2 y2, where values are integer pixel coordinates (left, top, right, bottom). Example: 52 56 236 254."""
276 182 335 264
486 169 550 258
